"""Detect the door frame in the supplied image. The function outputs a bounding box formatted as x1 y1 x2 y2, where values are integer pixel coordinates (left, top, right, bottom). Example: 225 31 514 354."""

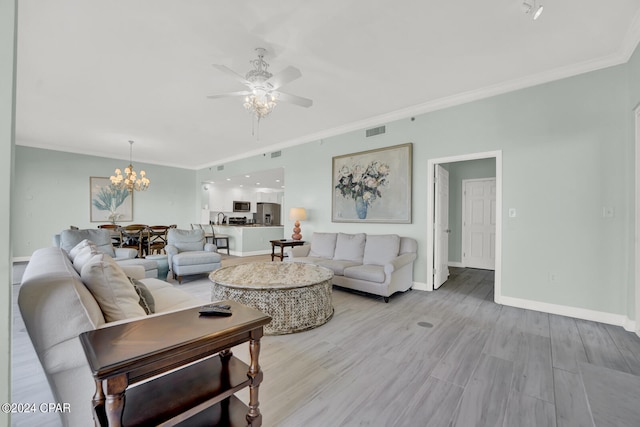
461 177 497 270
635 105 640 335
426 150 503 303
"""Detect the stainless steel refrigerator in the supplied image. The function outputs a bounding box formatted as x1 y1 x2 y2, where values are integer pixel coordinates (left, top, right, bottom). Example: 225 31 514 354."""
256 203 281 226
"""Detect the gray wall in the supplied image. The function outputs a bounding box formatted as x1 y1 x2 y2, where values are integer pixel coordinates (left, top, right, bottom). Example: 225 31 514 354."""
12 146 198 257
197 47 639 321
444 159 496 263
1 0 15 418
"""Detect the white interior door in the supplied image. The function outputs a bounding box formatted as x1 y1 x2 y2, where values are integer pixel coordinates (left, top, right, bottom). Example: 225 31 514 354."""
434 165 450 289
462 178 496 270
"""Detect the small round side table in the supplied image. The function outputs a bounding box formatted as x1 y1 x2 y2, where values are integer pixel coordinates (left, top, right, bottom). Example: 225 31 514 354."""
145 254 169 281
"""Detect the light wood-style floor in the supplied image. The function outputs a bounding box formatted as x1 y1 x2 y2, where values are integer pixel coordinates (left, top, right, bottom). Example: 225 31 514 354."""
11 263 640 426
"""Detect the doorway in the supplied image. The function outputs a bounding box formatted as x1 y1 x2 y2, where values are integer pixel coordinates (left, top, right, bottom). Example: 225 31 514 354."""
425 151 503 303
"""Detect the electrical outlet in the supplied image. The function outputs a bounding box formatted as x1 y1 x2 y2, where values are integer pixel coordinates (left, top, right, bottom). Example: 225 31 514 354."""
548 272 557 283
602 207 615 218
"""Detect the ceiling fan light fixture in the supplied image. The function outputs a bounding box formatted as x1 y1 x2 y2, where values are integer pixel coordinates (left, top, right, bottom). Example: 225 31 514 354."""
208 47 312 137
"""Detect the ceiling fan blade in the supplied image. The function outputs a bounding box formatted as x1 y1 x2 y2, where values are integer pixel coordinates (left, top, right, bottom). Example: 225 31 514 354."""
265 66 302 90
207 90 252 100
212 64 252 87
275 91 313 108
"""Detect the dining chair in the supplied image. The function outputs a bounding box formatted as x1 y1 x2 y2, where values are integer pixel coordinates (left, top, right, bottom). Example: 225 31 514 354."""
118 224 148 258
97 224 120 246
146 225 169 255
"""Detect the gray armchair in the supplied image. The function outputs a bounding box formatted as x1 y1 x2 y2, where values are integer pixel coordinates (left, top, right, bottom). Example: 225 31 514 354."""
165 228 222 284
53 228 159 278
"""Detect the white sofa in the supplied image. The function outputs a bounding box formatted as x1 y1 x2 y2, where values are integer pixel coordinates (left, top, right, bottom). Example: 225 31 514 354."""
285 232 417 302
18 246 206 426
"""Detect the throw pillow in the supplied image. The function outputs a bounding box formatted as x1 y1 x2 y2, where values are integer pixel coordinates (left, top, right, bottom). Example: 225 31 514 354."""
333 233 366 262
69 239 93 261
308 233 338 259
362 234 401 266
81 254 147 322
72 243 101 274
129 278 156 314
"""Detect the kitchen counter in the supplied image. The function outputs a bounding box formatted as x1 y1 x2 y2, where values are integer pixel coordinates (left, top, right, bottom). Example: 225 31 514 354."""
213 225 284 256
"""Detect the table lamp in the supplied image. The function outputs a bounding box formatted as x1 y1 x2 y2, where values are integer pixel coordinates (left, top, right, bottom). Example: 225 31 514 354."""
289 207 307 240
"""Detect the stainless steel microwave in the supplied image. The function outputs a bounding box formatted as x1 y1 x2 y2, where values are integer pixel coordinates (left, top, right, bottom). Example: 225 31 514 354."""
233 201 251 212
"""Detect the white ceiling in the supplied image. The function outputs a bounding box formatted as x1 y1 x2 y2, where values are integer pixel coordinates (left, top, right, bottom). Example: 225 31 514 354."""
15 1 640 170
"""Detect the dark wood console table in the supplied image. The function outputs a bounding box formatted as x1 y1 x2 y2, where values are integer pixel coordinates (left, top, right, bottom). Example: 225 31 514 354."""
270 239 305 261
79 300 271 426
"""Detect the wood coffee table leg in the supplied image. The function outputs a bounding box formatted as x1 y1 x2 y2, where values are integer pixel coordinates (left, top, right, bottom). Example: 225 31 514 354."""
104 374 128 427
246 329 264 424
271 242 276 261
92 379 106 427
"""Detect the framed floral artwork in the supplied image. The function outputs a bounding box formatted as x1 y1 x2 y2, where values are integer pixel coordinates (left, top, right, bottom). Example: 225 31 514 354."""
90 177 133 223
332 143 412 223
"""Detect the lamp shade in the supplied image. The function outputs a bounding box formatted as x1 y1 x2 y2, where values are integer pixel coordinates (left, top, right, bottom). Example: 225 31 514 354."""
289 207 307 221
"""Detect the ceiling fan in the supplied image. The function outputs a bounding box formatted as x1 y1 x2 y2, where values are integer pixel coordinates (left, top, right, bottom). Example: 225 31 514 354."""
208 48 313 122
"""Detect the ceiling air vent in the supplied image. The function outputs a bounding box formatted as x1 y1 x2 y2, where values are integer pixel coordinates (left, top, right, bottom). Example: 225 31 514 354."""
366 125 386 138
271 151 282 158
217 165 224 171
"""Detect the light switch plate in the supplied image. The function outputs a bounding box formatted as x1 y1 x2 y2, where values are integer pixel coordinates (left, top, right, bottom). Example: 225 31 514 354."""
509 208 517 218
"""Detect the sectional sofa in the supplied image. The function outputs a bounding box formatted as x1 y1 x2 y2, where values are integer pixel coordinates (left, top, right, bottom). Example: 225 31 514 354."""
18 244 205 426
285 232 417 302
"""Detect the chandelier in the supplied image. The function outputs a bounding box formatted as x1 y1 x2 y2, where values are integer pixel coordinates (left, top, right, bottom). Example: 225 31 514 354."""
243 48 278 121
110 140 150 192
243 91 277 119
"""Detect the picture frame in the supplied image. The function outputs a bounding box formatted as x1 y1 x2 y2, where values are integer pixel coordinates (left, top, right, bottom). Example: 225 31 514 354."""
332 143 412 223
90 177 133 223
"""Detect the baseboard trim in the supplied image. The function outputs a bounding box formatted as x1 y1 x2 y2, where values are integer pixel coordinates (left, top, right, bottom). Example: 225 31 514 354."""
13 256 30 263
500 295 637 333
228 249 272 257
411 281 431 291
448 262 464 268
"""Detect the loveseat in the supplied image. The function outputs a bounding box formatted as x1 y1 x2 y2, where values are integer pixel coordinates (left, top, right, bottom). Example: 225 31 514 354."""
53 228 159 278
285 232 417 302
18 245 206 426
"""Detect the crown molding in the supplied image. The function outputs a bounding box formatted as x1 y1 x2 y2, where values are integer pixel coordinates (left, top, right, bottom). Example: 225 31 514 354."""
620 8 640 62
203 36 640 170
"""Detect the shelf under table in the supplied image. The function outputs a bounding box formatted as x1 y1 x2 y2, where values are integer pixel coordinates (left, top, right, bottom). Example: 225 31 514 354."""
122 354 253 426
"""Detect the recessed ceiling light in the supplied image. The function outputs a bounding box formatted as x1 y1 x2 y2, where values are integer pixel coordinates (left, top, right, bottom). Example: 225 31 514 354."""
226 178 231 181
275 179 280 183
256 182 261 185
245 175 250 178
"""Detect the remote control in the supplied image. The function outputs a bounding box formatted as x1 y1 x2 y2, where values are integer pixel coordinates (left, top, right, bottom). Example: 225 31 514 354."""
199 306 232 316
203 304 231 310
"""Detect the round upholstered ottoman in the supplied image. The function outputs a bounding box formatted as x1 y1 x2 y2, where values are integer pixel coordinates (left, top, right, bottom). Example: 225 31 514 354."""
210 262 334 335
145 254 169 280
